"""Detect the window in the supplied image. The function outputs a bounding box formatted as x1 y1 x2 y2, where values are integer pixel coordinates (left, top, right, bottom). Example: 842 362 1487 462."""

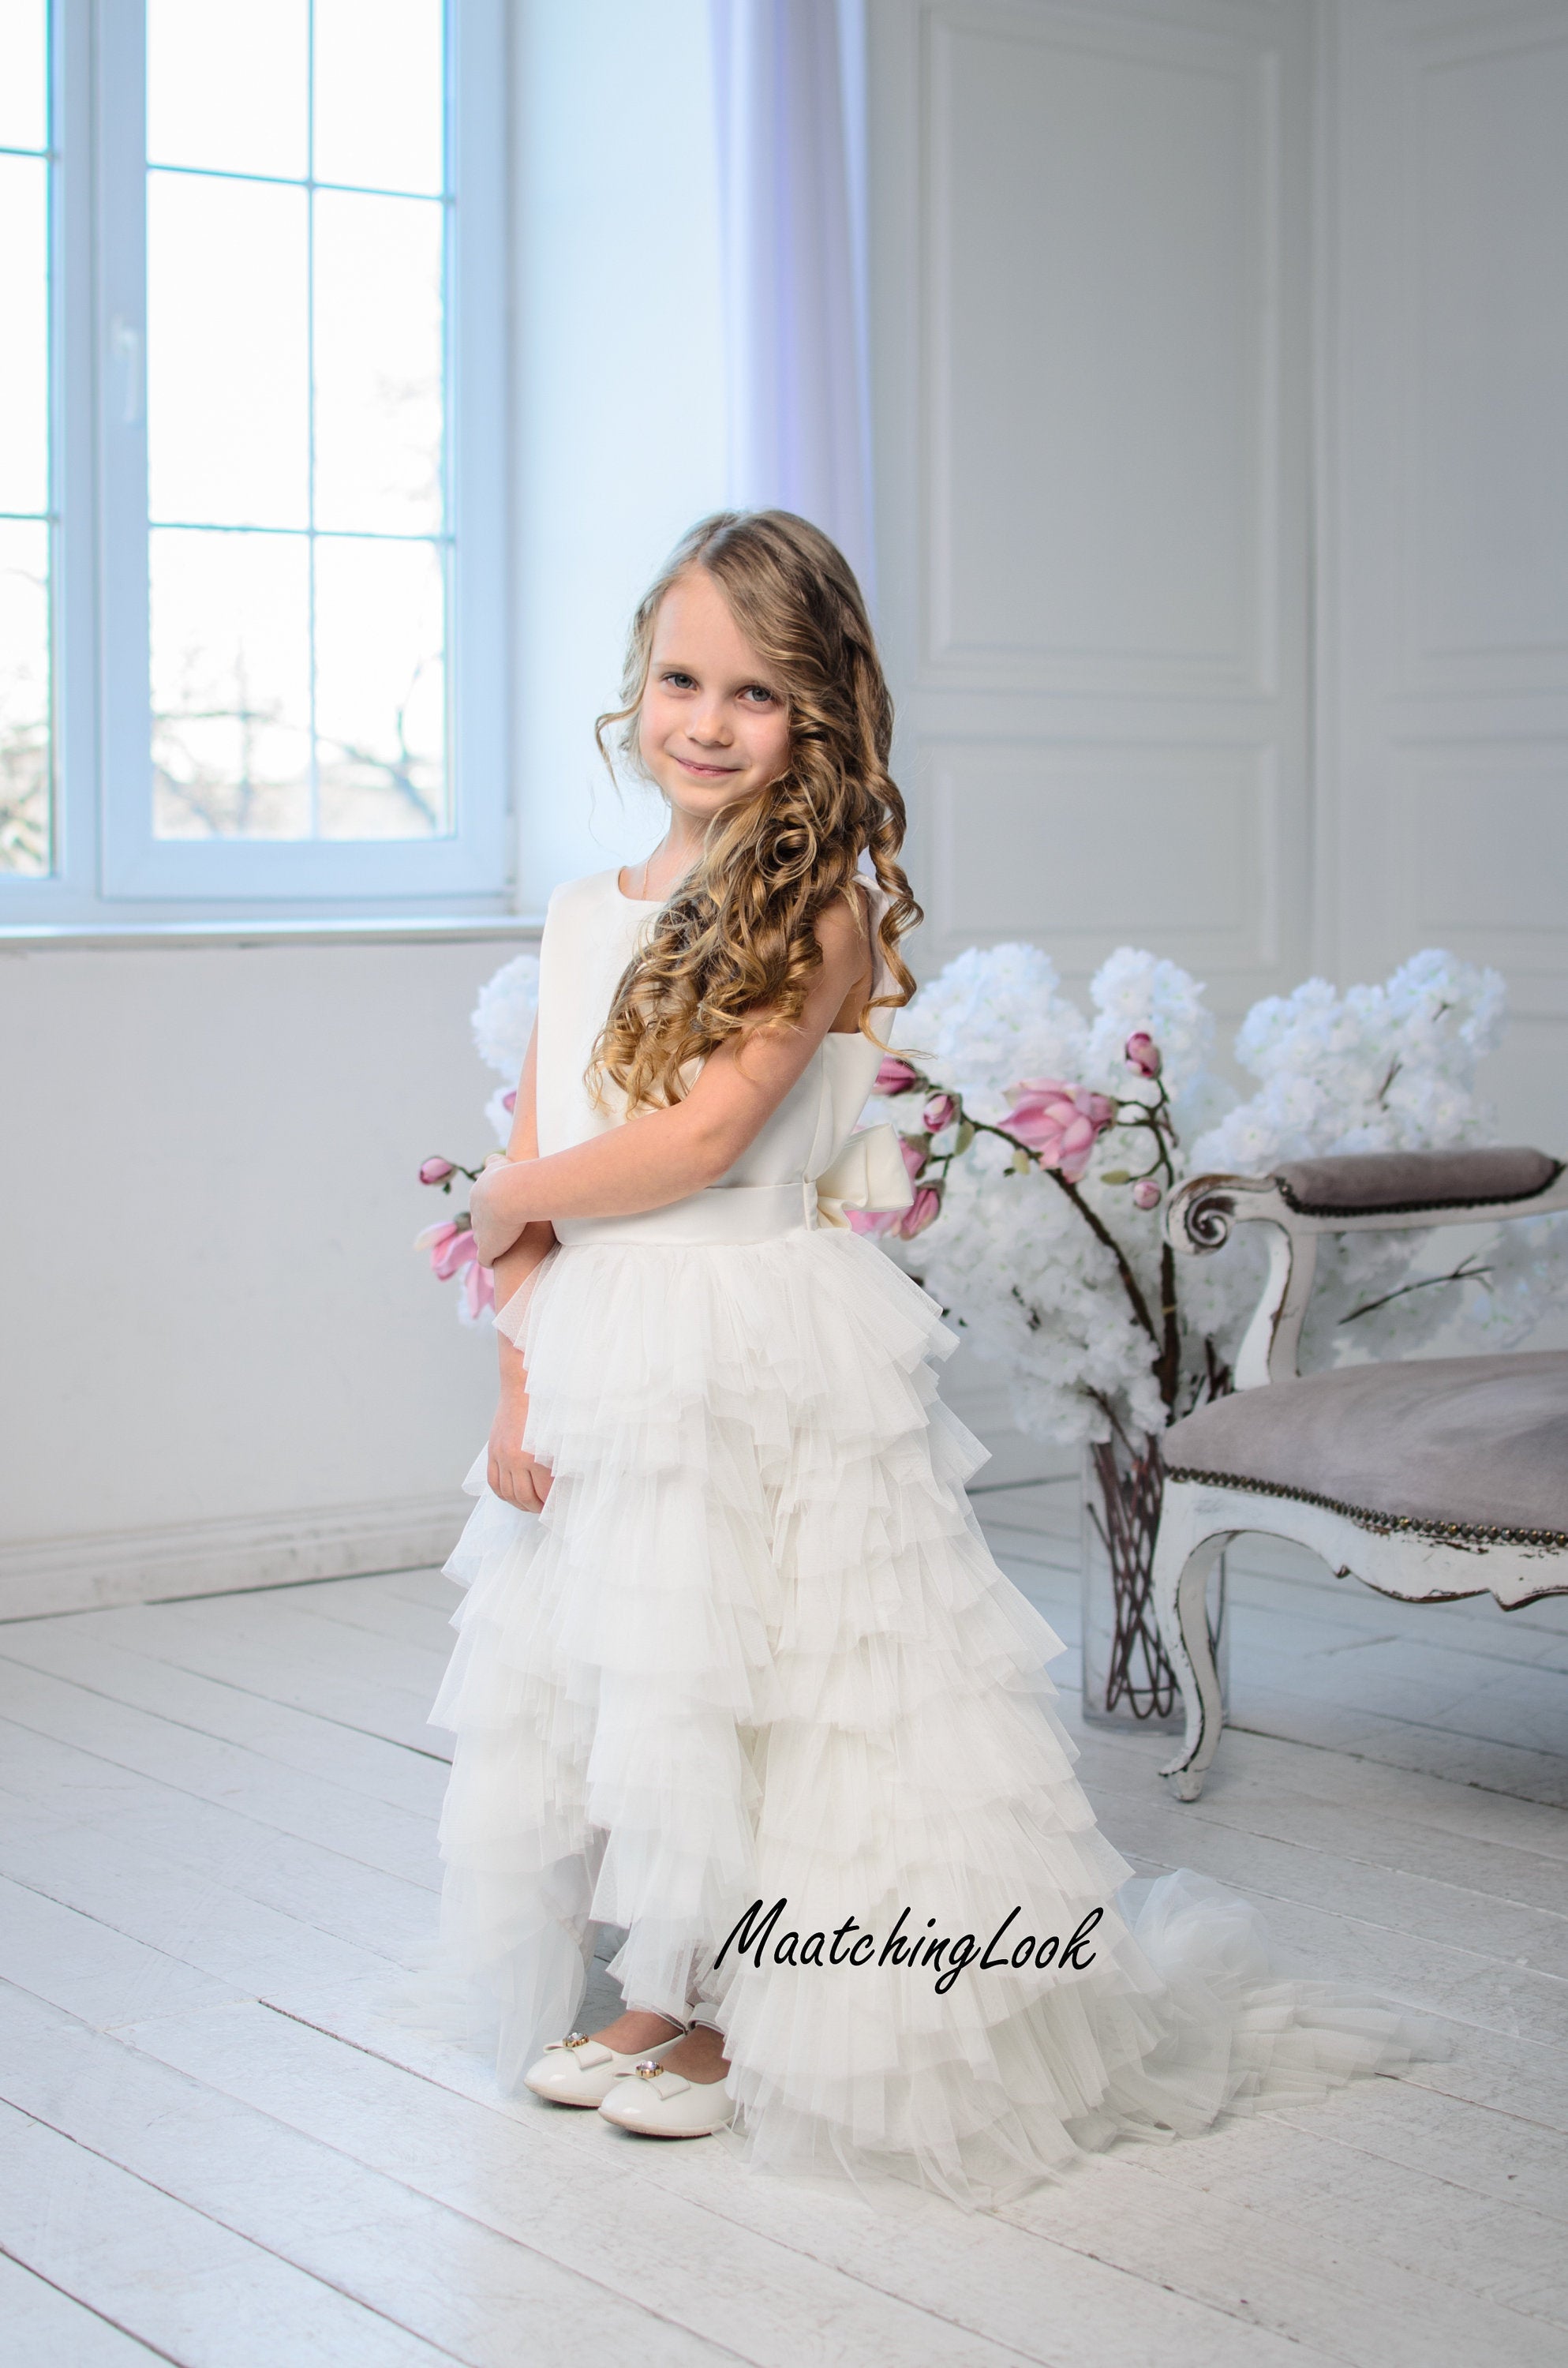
1 0 507 925
0 1 52 878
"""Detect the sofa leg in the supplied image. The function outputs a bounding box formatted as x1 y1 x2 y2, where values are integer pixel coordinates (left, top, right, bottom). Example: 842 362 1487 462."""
1154 1488 1233 1800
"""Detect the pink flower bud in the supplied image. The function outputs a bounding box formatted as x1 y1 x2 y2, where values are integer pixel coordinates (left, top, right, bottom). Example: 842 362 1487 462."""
899 1133 929 1182
1131 1178 1162 1210
922 1092 958 1133
1125 1033 1162 1078
874 1055 921 1096
419 1155 457 1186
502 1090 517 1114
897 1184 943 1239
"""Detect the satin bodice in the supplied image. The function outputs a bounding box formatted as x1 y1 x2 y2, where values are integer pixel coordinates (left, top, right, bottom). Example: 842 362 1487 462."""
533 868 893 1246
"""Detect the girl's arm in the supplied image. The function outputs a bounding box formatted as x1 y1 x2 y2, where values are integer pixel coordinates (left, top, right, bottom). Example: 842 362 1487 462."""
486 1018 558 1512
489 1017 557 1304
469 892 873 1265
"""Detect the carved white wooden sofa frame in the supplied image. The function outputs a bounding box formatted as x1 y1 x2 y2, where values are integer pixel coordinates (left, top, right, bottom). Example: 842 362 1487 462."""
1153 1158 1568 1800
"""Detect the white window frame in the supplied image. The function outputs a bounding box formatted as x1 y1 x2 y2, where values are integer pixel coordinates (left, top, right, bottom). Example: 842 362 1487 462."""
3 0 511 928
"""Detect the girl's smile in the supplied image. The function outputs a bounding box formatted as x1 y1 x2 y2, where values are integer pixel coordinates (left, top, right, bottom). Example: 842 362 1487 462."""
674 754 743 780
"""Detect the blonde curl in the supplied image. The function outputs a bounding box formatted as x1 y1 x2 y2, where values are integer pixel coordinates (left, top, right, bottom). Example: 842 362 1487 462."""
590 511 922 1114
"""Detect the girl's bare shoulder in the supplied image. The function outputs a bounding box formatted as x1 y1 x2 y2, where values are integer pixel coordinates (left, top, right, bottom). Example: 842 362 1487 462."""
816 878 876 960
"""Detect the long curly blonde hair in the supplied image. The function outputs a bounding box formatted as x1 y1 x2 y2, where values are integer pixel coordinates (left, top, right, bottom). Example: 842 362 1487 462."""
590 511 922 1114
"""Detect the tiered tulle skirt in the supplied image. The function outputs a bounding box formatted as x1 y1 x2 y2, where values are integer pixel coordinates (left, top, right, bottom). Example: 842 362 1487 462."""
418 1227 1432 2207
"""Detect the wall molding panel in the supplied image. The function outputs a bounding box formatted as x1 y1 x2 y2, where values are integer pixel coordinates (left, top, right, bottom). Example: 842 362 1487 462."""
872 0 1312 1005
1327 0 1568 1050
922 3 1285 700
874 0 1567 1115
1398 11 1568 694
925 736 1279 972
1393 740 1568 984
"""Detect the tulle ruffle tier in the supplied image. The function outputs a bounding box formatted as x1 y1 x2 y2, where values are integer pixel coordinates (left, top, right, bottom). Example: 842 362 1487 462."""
416 1227 1435 2208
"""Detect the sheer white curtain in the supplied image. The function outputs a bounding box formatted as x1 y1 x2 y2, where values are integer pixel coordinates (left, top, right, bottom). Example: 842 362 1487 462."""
709 0 875 602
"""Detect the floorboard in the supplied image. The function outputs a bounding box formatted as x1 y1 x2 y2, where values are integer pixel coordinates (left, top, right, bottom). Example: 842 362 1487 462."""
0 2096 462 2366
2 1494 1565 2366
0 2253 170 2366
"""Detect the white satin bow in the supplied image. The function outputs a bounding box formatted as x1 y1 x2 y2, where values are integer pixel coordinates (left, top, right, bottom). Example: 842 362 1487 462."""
810 1122 915 1231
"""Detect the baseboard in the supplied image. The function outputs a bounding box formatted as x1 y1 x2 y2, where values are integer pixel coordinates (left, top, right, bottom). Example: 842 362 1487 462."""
0 1490 471 1621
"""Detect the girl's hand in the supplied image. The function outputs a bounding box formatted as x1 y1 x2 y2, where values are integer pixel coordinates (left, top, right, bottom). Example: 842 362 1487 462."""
488 1358 553 1512
470 1160 529 1266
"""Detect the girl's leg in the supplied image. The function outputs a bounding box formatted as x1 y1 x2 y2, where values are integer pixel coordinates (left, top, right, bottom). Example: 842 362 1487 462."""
657 2006 728 2085
657 1976 728 2085
591 1959 728 2083
586 2006 686 2053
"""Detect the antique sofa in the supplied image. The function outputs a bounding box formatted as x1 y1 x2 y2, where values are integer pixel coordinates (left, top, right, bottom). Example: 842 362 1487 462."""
1152 1146 1568 1799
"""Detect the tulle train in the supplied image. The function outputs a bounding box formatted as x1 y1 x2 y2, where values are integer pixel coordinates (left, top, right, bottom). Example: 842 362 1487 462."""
404 1227 1433 2208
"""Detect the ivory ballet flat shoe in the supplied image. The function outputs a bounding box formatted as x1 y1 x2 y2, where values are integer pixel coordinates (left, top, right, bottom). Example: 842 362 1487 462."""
597 2059 735 2138
523 2027 686 2108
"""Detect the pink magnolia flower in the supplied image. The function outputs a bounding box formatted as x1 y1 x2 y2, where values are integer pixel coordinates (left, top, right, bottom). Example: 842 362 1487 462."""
1131 1178 1162 1210
874 1054 921 1096
502 1089 517 1114
922 1091 958 1133
415 1218 477 1281
900 1133 928 1183
416 1217 497 1319
418 1155 457 1186
897 1183 943 1239
1002 1080 1117 1184
1125 1032 1162 1079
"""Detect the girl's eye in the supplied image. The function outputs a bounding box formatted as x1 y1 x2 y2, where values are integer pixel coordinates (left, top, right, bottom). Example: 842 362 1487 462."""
740 685 777 706
661 671 696 690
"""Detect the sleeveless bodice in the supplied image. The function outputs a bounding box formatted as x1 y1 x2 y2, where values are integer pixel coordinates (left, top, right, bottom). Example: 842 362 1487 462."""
533 868 891 1247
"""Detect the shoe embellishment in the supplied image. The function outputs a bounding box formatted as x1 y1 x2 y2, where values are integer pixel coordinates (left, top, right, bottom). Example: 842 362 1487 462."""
556 2032 590 2051
633 2059 665 2078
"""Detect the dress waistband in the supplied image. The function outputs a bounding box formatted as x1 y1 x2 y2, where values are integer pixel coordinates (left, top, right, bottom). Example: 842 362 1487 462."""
553 1179 822 1250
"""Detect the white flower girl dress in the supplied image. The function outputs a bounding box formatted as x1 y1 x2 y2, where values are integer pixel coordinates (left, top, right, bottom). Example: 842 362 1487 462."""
421 867 1430 2207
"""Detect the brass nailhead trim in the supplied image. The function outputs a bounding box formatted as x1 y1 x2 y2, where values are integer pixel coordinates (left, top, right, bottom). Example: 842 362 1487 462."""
1165 1465 1568 1551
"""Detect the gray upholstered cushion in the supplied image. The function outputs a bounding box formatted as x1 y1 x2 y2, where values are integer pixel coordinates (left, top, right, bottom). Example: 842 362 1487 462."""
1273 1145 1559 1216
1163 1353 1568 1543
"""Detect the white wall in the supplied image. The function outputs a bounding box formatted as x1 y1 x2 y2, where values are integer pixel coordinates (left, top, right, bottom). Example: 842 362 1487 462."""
510 0 730 907
1 3 739 1621
0 931 527 1617
1321 0 1568 1145
870 0 1315 1021
868 0 1568 1147
9 0 1565 1621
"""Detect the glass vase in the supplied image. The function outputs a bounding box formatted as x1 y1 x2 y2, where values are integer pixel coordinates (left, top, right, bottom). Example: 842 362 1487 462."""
1079 1431 1229 1730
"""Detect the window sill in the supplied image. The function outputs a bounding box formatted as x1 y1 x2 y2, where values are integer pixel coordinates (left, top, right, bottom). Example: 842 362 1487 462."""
0 913 544 954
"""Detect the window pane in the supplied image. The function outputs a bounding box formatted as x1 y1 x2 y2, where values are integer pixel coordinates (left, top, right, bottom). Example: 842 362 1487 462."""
147 171 309 529
0 517 51 875
0 0 47 154
314 189 443 535
315 537 446 838
0 153 49 516
146 0 308 181
133 2 455 870
313 0 444 194
152 528 312 838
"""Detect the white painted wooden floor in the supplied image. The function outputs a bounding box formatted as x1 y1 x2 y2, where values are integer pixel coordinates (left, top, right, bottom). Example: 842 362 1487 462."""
2 1478 1565 2366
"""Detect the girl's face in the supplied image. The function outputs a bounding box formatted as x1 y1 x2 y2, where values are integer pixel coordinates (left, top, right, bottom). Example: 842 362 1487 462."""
638 569 792 825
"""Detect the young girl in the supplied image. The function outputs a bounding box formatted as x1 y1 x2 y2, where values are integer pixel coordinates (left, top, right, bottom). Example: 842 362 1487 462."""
425 510 1425 2207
